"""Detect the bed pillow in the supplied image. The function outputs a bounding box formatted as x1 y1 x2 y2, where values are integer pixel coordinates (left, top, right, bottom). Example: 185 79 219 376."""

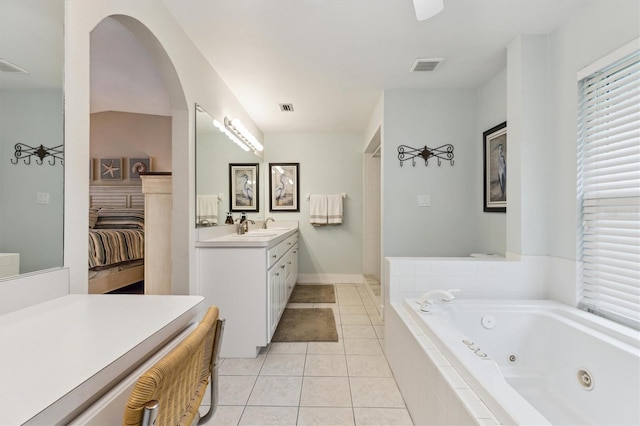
94 208 144 230
89 208 99 229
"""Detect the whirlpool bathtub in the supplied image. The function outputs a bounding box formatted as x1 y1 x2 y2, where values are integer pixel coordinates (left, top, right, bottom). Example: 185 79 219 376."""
399 299 640 425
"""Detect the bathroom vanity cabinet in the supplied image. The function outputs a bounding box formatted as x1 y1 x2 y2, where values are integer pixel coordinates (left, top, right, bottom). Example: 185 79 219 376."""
196 228 299 358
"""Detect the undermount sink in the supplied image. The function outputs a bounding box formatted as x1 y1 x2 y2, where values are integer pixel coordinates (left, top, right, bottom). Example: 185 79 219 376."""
265 227 292 231
233 232 277 237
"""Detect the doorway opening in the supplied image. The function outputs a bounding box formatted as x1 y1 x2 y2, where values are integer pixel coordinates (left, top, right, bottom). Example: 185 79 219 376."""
363 127 382 314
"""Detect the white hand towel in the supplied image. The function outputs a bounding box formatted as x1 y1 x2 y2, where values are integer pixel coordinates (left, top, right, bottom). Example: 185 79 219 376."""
197 195 219 225
327 194 343 225
309 194 328 226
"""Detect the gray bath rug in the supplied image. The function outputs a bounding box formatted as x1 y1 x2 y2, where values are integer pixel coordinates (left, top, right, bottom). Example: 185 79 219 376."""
289 284 336 303
271 308 338 342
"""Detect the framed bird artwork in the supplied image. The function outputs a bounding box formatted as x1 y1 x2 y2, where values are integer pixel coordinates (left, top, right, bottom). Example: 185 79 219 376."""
483 122 507 213
229 163 259 212
269 163 299 212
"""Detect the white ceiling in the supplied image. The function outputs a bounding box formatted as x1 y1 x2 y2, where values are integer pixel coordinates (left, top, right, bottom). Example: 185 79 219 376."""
162 0 587 135
2 0 588 134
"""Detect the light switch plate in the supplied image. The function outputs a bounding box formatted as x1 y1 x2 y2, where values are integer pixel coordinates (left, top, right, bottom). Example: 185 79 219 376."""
418 194 431 207
37 192 50 204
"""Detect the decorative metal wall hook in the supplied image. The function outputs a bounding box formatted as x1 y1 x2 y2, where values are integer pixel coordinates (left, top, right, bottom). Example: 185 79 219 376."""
397 144 454 167
11 143 64 166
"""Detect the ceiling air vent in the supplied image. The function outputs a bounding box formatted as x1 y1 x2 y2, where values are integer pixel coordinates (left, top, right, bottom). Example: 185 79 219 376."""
279 103 294 112
410 58 443 72
0 58 28 73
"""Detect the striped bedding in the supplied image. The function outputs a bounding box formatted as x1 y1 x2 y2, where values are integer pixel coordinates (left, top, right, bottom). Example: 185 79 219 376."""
89 229 145 269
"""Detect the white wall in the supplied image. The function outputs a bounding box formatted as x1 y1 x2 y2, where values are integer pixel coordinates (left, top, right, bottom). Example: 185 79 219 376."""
264 133 363 278
383 1 639 309
382 89 477 257
506 35 550 257
475 69 507 255
90 111 172 181
546 0 640 261
0 91 64 273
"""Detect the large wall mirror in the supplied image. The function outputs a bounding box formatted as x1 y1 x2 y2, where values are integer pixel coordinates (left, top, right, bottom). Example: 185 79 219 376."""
195 104 263 227
0 0 64 277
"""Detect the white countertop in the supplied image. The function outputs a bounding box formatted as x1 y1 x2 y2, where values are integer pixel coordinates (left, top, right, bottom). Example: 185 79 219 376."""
196 226 298 248
0 294 203 425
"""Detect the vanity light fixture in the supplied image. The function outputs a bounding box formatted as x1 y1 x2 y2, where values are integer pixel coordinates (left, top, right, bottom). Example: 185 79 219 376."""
224 117 264 152
213 119 250 152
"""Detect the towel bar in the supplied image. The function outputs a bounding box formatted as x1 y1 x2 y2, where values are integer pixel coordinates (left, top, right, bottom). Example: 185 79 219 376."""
306 193 346 200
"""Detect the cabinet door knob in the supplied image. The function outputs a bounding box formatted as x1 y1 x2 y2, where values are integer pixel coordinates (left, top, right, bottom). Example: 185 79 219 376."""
272 254 277 258
281 265 285 269
275 273 279 276
287 261 292 265
288 242 292 245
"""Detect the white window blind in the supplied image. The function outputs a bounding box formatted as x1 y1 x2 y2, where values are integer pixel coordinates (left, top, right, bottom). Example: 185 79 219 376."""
578 49 640 330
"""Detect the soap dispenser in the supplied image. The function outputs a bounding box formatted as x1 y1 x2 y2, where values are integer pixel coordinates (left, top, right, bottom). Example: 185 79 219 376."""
224 212 234 225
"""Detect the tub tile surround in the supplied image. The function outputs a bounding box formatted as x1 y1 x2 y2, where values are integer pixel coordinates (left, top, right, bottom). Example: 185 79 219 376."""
386 302 501 426
386 255 578 305
199 282 414 425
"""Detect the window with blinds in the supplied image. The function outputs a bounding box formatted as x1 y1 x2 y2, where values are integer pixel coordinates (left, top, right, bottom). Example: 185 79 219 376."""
577 49 640 330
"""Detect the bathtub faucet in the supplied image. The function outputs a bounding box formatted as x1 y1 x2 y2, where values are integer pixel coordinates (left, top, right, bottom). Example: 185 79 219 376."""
417 289 460 313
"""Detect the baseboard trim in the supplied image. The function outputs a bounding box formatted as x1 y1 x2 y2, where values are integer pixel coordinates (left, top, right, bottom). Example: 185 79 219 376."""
297 274 364 284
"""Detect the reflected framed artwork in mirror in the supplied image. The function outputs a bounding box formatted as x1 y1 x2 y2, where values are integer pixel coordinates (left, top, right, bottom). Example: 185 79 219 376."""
483 122 507 213
229 163 259 212
269 163 299 212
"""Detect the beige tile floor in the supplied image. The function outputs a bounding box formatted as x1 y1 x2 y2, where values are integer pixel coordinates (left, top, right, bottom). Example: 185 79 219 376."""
200 282 414 426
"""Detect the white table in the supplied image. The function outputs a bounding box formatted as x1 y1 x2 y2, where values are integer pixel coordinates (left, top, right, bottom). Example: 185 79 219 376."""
0 294 204 425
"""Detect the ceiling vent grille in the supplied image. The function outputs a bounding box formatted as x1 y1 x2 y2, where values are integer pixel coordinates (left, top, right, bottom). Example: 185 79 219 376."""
279 103 294 112
0 58 28 73
410 58 443 72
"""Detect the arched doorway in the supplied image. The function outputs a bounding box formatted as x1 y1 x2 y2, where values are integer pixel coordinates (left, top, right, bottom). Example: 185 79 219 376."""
89 15 188 294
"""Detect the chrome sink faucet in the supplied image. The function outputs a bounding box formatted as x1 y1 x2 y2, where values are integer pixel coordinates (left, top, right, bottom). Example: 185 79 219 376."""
263 217 275 229
236 218 255 235
417 289 460 313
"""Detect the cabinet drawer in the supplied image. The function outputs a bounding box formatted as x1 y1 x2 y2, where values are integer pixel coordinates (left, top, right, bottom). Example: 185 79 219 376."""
268 232 299 267
267 246 278 267
277 234 298 258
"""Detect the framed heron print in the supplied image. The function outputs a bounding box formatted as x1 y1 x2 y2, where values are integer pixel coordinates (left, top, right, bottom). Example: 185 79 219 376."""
229 163 259 212
483 122 507 212
269 163 299 212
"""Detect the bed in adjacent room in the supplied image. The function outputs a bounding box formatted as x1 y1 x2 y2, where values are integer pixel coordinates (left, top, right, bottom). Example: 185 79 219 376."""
88 186 145 294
